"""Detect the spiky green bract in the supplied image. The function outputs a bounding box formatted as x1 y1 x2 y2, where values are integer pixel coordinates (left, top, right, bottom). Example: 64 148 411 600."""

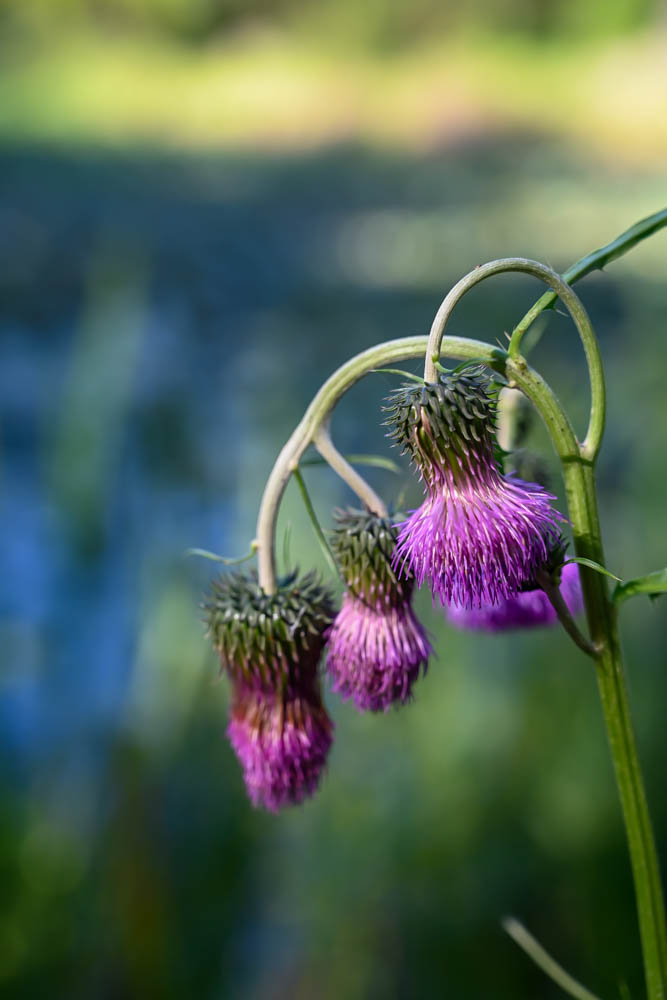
329 507 410 610
205 570 335 691
326 508 431 712
384 366 498 488
527 534 569 589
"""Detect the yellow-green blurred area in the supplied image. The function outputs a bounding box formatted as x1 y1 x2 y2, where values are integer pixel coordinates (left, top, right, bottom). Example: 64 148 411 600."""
2 1 667 160
1 2 666 998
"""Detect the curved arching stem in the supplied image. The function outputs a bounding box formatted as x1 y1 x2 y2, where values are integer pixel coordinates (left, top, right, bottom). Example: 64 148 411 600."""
256 335 506 594
512 207 667 344
423 258 605 462
313 422 388 518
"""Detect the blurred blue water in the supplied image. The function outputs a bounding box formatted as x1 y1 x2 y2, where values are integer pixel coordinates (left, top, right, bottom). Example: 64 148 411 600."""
1 137 666 998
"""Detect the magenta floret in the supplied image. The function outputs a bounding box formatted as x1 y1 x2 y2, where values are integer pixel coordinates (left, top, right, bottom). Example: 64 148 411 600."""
227 686 333 812
446 562 583 631
394 460 564 609
327 592 431 712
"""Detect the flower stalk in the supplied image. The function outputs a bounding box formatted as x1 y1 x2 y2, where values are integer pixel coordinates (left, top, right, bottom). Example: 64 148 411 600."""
313 423 388 518
421 256 667 999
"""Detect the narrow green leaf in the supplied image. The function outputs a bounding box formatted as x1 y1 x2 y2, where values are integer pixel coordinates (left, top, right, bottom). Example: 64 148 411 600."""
512 207 667 344
281 522 293 575
300 452 402 475
502 917 604 1000
564 557 622 582
613 568 667 605
370 367 424 383
292 467 339 579
185 545 257 566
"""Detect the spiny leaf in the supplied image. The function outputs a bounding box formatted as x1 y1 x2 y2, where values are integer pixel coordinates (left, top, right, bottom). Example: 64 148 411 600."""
613 567 667 605
564 557 622 582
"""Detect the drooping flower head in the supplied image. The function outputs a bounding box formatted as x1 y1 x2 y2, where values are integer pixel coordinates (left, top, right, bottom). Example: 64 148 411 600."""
206 570 335 810
227 683 333 812
326 508 431 712
385 368 564 609
447 561 583 632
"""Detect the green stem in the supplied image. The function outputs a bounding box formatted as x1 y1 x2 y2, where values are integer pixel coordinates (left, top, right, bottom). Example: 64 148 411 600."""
313 423 388 517
512 207 667 344
507 354 667 1000
423 258 605 461
535 568 598 658
255 335 505 593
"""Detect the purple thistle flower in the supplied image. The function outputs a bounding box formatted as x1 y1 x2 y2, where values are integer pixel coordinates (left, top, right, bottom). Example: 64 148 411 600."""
205 570 335 810
326 508 430 711
228 684 333 812
385 370 564 609
446 562 583 631
327 592 431 711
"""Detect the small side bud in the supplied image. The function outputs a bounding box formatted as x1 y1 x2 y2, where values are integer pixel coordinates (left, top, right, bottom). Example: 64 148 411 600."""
326 509 430 712
205 570 335 810
205 570 334 689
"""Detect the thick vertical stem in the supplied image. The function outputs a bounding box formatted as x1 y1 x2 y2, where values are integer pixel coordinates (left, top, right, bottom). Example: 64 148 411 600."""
563 460 667 1000
510 356 667 1000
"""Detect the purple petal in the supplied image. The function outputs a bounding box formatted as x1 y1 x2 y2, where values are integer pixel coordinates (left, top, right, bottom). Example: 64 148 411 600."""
326 592 431 712
446 562 583 631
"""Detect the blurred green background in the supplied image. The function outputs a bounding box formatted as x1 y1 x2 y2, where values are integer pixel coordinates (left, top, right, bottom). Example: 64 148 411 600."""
1 2 666 997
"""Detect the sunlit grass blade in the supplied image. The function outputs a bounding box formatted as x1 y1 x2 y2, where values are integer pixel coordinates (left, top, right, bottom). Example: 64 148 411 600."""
502 917 603 1000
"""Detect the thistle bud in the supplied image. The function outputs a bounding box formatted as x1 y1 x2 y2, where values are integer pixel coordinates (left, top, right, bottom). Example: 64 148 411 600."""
326 509 430 712
384 369 564 609
206 570 334 690
205 570 335 810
